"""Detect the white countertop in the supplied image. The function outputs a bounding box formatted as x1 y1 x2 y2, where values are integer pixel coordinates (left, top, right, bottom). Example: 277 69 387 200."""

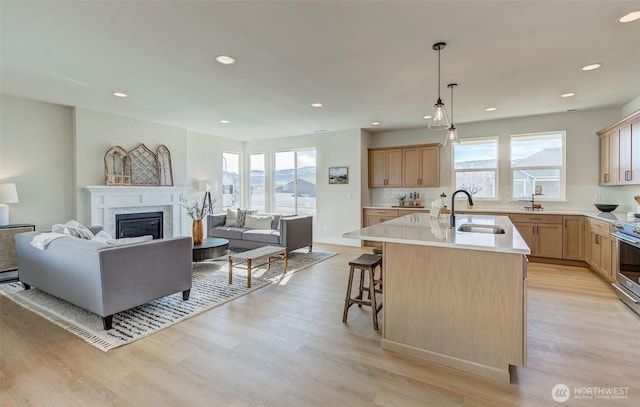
344 213 531 255
363 206 636 223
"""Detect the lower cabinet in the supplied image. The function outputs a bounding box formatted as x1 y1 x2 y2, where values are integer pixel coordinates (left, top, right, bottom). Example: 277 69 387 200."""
585 218 616 282
363 209 399 246
363 209 398 227
563 215 585 260
510 214 563 259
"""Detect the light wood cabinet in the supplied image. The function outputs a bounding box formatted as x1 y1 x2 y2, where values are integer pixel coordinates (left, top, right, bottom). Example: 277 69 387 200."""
363 209 399 227
597 110 640 185
510 214 563 259
402 145 440 187
598 133 611 184
563 215 584 261
369 144 440 188
369 149 402 187
585 218 616 282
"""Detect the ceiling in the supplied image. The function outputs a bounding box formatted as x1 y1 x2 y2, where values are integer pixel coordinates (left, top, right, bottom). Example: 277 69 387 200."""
1 1 639 141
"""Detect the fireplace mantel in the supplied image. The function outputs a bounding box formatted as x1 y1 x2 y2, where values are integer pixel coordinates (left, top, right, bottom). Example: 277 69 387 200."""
85 186 187 238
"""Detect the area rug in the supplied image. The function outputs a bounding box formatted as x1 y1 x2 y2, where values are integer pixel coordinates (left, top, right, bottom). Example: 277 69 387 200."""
0 250 335 352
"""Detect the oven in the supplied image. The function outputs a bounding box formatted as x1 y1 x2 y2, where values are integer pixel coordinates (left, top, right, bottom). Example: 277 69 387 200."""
612 221 640 316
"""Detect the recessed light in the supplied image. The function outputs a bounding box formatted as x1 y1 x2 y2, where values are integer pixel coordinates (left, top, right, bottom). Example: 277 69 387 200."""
485 107 497 112
215 55 236 65
314 129 328 133
567 109 578 112
423 115 432 120
311 103 323 108
617 10 640 23
561 93 576 98
371 122 381 126
581 63 602 71
113 92 127 98
220 120 230 124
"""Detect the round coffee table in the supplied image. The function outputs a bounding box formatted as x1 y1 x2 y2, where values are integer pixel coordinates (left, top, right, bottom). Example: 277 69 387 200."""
192 238 230 262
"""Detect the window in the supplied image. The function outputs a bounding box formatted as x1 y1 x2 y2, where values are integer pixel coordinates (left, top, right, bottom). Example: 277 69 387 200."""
274 149 316 216
249 153 265 212
452 137 498 198
510 131 565 199
222 152 240 209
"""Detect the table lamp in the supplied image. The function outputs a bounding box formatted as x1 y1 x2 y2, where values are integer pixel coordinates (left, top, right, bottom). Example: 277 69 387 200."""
0 183 19 226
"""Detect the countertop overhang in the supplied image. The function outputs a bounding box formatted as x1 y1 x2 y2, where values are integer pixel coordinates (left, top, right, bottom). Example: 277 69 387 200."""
344 213 530 255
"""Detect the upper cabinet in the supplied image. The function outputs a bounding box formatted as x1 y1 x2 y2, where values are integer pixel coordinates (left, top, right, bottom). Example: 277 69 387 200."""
402 145 440 187
369 144 440 188
369 148 403 187
597 110 640 186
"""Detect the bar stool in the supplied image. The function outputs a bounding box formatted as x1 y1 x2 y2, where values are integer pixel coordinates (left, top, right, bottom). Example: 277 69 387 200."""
372 247 382 256
342 254 383 330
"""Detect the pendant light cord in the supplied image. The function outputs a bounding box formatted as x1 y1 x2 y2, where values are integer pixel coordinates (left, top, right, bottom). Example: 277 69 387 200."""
450 84 454 121
437 48 441 100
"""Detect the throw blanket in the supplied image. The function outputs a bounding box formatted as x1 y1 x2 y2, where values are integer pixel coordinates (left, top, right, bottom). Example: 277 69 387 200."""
30 232 67 250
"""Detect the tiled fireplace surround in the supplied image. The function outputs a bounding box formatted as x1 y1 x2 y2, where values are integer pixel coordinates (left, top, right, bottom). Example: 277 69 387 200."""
85 186 187 238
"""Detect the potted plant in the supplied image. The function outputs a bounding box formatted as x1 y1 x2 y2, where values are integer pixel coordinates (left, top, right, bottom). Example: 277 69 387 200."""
181 192 217 245
397 194 406 207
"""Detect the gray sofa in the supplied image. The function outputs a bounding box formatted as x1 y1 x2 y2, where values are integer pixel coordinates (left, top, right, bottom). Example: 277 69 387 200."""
15 232 193 330
207 214 313 252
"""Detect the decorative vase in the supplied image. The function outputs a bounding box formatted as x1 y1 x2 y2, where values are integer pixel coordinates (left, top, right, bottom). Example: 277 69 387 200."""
398 199 405 207
192 219 203 245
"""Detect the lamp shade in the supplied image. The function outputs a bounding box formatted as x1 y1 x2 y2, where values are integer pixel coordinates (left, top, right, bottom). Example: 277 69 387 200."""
0 183 19 203
197 181 212 192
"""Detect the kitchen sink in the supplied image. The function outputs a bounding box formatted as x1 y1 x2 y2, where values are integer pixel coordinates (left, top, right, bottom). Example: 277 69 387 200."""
457 224 506 234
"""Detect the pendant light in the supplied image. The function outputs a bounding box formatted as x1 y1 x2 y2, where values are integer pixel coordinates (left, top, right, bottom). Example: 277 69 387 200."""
444 83 460 146
428 42 450 130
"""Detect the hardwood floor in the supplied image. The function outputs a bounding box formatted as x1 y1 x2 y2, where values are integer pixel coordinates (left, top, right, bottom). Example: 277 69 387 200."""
1 244 638 406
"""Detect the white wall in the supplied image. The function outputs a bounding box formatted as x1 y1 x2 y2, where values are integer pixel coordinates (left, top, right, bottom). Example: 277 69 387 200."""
370 107 639 213
246 129 365 246
0 95 74 229
73 108 189 225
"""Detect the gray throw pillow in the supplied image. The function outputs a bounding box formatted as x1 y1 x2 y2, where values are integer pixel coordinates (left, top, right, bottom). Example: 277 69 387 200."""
235 209 257 227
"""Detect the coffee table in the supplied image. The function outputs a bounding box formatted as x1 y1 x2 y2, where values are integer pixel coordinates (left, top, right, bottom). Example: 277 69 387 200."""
193 238 229 262
228 245 288 288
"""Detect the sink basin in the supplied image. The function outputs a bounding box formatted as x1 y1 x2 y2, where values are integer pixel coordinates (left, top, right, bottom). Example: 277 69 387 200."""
457 223 506 234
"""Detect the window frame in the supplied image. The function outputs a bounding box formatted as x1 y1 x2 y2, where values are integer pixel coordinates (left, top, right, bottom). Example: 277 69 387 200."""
451 136 499 200
272 147 317 217
509 131 566 201
248 152 266 213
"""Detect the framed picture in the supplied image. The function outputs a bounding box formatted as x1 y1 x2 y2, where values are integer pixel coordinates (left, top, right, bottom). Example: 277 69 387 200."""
329 166 349 184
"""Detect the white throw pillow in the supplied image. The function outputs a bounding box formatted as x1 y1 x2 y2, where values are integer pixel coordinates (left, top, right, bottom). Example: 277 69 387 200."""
224 208 238 227
92 230 113 243
244 214 274 230
52 220 95 240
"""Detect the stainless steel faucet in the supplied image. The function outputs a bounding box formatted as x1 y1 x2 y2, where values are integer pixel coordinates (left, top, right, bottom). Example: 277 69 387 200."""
450 189 474 228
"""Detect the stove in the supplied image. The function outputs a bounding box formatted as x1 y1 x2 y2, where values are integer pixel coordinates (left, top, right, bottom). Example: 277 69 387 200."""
612 220 640 316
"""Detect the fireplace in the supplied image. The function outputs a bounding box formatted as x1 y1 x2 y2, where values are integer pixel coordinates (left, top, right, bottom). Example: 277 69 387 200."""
116 212 163 239
85 186 186 238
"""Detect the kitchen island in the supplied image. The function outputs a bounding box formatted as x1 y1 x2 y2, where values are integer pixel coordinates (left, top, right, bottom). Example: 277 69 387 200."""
344 213 530 383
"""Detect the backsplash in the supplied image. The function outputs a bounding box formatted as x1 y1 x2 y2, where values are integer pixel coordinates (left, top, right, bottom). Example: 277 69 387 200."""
371 185 638 213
